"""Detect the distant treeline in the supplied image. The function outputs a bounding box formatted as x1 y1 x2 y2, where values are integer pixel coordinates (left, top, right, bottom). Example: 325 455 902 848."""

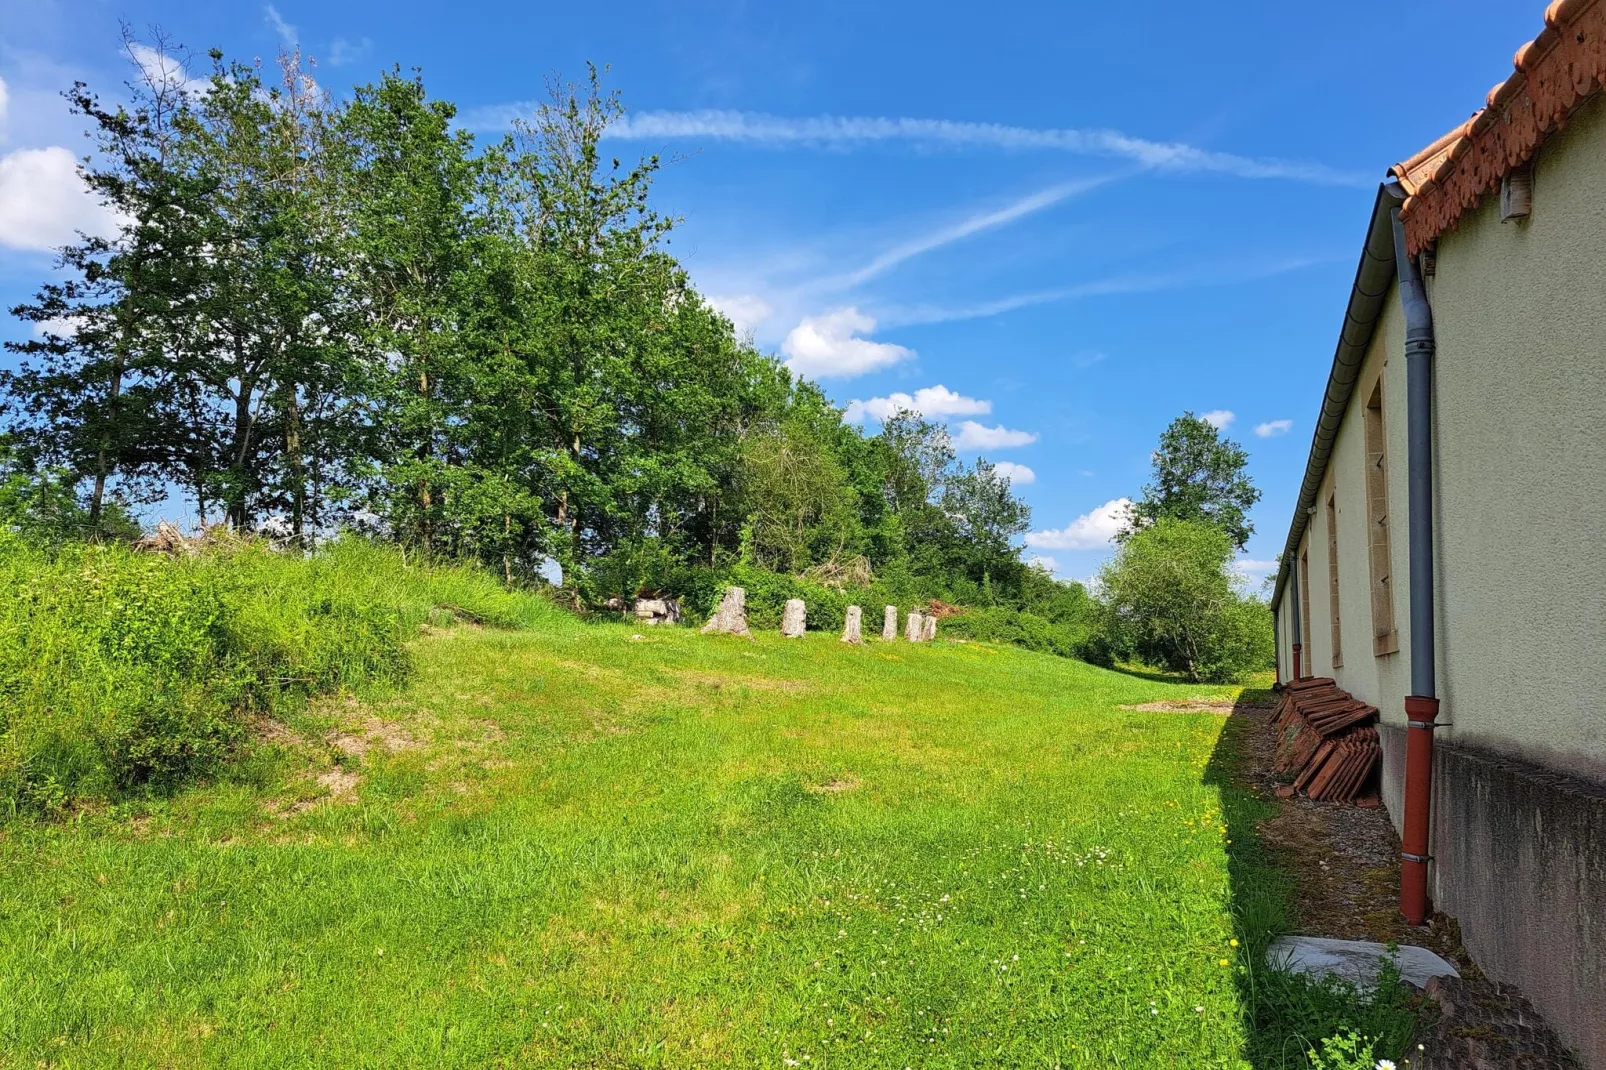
2 39 1049 610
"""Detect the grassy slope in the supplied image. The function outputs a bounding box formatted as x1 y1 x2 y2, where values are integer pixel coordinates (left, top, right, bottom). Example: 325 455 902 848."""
1 618 1269 1068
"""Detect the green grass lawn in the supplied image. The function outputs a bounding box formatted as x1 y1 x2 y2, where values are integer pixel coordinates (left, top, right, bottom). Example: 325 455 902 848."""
0 619 1276 1068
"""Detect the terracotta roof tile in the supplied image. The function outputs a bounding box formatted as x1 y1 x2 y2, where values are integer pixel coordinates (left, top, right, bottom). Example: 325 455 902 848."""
1393 0 1606 255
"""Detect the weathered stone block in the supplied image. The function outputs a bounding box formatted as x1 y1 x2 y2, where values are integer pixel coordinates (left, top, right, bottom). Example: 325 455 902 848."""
841 605 863 644
905 610 924 642
700 586 751 637
882 605 897 642
781 598 806 638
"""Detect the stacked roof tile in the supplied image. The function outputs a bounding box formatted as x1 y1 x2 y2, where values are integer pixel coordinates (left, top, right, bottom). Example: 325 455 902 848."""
1270 677 1381 803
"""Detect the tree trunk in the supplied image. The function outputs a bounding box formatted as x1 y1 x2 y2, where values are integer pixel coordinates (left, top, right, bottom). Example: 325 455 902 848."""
88 346 128 537
285 385 305 545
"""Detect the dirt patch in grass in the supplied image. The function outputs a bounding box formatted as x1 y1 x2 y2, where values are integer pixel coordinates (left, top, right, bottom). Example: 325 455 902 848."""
1122 700 1267 715
809 775 860 794
1227 702 1475 972
327 717 421 759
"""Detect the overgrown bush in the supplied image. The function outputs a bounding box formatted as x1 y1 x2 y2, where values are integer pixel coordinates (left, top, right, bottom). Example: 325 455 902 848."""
1099 517 1274 682
941 606 1092 659
0 535 562 817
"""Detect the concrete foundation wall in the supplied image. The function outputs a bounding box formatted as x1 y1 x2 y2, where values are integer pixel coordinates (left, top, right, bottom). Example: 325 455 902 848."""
1376 726 1606 1066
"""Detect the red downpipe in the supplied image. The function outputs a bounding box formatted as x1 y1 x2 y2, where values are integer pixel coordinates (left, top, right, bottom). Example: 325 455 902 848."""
1400 695 1440 924
1291 643 1303 682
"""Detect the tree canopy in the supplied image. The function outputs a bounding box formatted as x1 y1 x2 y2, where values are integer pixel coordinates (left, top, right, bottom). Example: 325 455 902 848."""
1127 412 1261 551
2 42 1060 617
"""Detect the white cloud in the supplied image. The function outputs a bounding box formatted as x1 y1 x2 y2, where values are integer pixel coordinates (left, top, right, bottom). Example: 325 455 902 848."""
458 107 1365 186
1233 558 1279 577
33 315 83 338
0 76 10 143
0 146 121 252
953 421 1038 450
991 461 1036 485
326 37 372 67
826 175 1112 289
1028 554 1058 574
264 5 298 46
1200 409 1235 430
781 307 913 379
843 384 990 424
128 45 210 99
1026 497 1133 551
707 293 772 336
1255 418 1294 438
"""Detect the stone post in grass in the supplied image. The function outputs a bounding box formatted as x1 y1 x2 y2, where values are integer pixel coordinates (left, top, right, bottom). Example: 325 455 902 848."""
781 598 807 638
701 586 752 637
882 605 898 642
905 610 924 642
922 613 937 642
841 605 863 644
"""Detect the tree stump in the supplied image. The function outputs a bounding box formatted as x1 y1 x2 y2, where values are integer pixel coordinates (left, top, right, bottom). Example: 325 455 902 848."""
841 605 863 644
905 610 924 642
882 605 898 642
701 586 752 637
922 613 937 642
781 598 807 638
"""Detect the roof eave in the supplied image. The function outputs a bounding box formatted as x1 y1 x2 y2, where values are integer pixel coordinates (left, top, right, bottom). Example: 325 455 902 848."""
1271 182 1404 610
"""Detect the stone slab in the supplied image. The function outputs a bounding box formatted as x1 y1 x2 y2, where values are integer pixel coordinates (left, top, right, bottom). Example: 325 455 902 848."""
1265 935 1460 990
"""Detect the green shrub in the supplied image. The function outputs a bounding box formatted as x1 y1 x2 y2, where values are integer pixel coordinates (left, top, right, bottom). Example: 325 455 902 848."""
0 534 563 817
941 606 1090 659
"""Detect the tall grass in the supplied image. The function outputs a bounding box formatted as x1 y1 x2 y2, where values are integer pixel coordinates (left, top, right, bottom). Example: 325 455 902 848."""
0 535 564 817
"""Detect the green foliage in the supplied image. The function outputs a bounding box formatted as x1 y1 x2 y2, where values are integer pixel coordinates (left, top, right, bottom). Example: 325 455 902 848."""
1305 1029 1380 1069
1250 964 1417 1069
1100 517 1274 682
1129 412 1262 552
0 536 560 817
941 605 1091 658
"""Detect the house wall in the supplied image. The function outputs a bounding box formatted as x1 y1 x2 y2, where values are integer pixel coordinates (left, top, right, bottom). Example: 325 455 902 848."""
1425 90 1606 782
1270 90 1606 1068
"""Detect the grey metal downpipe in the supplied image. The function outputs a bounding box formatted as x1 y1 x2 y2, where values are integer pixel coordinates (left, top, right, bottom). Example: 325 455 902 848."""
1289 555 1303 680
1387 184 1440 925
1388 197 1437 701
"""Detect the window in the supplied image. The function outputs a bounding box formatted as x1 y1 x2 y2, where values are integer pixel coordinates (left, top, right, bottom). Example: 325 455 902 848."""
1363 378 1399 656
1326 490 1343 668
1299 549 1312 668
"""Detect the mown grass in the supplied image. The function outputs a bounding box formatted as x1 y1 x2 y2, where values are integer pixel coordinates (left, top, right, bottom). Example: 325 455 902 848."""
0 555 1412 1067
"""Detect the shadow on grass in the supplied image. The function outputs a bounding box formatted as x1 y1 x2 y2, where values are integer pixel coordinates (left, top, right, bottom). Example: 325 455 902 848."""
1203 697 1421 1069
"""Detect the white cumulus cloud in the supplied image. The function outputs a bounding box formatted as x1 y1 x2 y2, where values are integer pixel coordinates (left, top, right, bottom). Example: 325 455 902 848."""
781 307 913 379
0 146 121 252
1028 554 1058 574
1200 409 1235 430
843 384 990 424
0 76 10 143
991 461 1036 485
953 420 1038 450
1233 558 1279 577
707 293 772 336
1255 418 1293 438
1025 498 1133 551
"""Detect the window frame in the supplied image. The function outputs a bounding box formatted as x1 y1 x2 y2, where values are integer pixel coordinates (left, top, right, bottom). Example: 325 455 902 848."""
1362 375 1399 656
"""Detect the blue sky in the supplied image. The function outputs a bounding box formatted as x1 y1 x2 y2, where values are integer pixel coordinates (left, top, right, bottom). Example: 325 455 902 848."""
0 0 1542 584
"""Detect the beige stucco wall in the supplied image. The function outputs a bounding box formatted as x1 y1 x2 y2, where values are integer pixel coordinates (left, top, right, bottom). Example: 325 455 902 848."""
1276 288 1416 725
1277 91 1606 775
1424 90 1606 778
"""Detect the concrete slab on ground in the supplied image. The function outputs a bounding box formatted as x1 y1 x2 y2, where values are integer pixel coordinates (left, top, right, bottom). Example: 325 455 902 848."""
1266 935 1460 989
